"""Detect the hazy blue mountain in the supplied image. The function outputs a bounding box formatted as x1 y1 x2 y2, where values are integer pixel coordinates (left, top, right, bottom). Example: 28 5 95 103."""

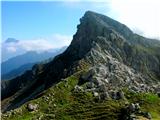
4 38 19 43
1 46 67 80
1 63 35 80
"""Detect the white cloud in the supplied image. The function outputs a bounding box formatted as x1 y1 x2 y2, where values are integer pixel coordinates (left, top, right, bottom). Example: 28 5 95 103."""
2 33 72 61
6 46 17 52
48 34 72 48
3 39 53 53
17 39 54 51
107 0 160 39
3 34 72 53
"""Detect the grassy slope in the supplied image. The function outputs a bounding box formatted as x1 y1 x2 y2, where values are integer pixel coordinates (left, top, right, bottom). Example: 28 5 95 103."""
2 71 160 120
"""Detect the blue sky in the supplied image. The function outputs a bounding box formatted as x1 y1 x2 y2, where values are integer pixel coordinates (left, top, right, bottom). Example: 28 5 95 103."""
2 1 112 41
2 1 80 41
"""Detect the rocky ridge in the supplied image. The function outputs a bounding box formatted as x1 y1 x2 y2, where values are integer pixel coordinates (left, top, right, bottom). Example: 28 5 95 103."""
1 11 160 119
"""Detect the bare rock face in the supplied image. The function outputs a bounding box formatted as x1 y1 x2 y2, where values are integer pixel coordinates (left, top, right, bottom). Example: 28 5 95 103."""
80 50 158 99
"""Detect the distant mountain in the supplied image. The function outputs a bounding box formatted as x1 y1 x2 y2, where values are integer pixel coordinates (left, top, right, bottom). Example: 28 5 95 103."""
1 63 35 80
2 38 22 61
2 11 160 120
1 46 67 80
5 38 19 43
2 38 65 62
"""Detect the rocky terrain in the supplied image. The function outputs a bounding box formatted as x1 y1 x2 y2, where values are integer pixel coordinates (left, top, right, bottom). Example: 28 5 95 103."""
1 11 160 120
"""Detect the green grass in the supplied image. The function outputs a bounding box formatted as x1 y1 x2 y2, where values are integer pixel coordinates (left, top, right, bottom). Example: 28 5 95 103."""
2 72 160 120
125 90 160 120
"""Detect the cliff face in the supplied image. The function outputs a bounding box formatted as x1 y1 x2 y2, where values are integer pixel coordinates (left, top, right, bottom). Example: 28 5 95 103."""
70 11 160 79
1 11 160 114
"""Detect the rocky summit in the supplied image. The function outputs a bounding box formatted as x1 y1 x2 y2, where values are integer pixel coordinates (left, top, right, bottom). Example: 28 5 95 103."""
1 11 160 120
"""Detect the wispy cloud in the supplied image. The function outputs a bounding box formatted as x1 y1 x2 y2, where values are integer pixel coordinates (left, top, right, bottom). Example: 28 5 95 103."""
48 34 72 48
6 46 17 52
2 34 72 53
106 0 160 39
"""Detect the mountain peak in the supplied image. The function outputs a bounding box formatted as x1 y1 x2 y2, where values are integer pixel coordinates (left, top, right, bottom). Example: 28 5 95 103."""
5 38 19 43
83 10 97 16
67 11 160 79
81 11 133 39
69 11 133 59
1 11 160 117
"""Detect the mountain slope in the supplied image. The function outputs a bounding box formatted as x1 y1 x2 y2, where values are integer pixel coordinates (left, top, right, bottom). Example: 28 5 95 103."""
2 72 160 120
1 11 160 119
